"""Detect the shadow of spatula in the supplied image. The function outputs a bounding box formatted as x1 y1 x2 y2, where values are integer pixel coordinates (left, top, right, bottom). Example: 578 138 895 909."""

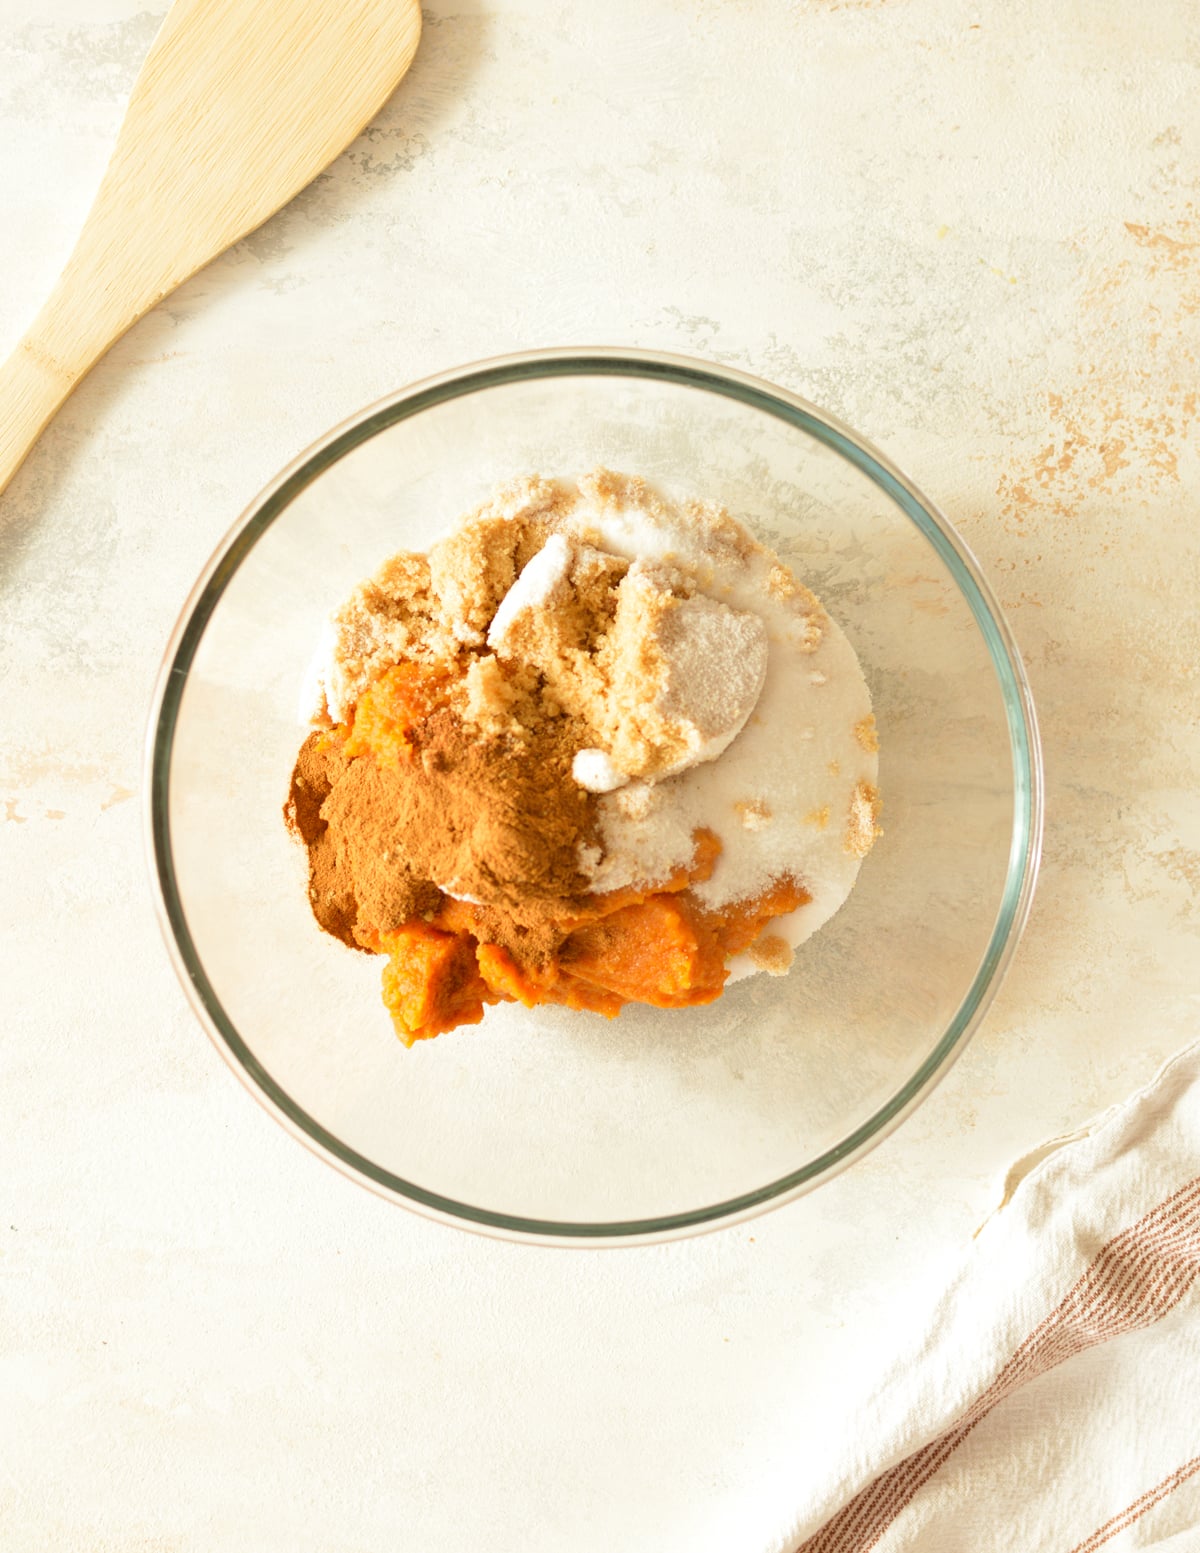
0 0 422 496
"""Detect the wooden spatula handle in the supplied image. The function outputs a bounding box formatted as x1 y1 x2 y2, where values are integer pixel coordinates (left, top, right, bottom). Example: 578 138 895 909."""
0 183 179 494
0 341 70 496
0 256 130 494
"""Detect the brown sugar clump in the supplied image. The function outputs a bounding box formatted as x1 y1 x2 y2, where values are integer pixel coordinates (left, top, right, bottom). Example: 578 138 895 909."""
428 509 552 647
748 933 794 976
482 535 766 785
462 654 530 738
315 476 574 722
319 550 457 721
845 780 882 858
578 467 667 520
765 561 825 651
486 539 770 785
484 537 629 735
854 714 879 753
593 565 690 778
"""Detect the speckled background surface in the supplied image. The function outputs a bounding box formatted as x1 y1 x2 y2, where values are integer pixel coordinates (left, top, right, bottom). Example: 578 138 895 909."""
2 3 1198 1548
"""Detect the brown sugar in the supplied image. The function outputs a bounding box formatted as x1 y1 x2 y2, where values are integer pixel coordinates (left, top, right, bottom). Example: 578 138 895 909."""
748 934 794 976
428 508 547 646
734 798 773 831
316 550 457 724
854 714 880 753
845 781 883 858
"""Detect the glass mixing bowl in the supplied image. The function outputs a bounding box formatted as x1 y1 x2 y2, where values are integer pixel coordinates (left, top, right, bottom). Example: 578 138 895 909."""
146 349 1042 1245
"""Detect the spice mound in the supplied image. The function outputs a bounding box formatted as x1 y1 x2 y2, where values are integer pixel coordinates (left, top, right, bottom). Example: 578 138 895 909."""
285 470 881 1045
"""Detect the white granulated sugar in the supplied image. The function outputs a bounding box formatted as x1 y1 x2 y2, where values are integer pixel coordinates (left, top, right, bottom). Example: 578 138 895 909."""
571 479 878 981
613 782 656 821
572 748 628 793
299 619 339 721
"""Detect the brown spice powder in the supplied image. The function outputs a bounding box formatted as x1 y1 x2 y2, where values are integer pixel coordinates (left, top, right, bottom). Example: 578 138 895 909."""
285 706 603 964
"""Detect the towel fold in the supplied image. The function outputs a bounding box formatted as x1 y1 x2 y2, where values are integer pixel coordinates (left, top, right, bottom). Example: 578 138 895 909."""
786 1043 1200 1552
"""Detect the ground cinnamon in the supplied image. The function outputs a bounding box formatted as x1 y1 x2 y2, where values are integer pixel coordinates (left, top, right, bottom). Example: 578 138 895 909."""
285 702 602 964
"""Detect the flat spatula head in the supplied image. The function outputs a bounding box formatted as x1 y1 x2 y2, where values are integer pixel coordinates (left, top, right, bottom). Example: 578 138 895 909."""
91 0 423 306
0 0 421 496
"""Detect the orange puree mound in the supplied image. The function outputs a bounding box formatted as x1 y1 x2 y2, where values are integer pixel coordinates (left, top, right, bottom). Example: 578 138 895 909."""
379 921 496 1045
375 833 811 1044
557 894 728 1009
475 942 625 1019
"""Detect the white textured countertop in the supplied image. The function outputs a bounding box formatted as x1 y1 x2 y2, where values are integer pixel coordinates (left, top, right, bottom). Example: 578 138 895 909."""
3 3 1198 1548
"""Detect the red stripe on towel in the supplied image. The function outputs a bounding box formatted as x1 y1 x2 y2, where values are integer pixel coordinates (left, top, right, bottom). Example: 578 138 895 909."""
1068 1455 1200 1553
798 1177 1200 1552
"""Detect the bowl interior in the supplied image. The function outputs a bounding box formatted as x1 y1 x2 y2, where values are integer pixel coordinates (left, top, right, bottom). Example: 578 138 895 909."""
152 358 1037 1240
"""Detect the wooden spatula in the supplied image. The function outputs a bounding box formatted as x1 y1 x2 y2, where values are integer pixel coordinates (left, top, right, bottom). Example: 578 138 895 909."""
0 0 422 496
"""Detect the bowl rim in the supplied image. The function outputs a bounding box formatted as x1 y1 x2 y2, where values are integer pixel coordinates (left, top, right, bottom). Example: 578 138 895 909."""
145 346 1044 1247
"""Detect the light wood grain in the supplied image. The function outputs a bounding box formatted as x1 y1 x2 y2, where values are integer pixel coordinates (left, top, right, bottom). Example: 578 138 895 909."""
0 0 421 496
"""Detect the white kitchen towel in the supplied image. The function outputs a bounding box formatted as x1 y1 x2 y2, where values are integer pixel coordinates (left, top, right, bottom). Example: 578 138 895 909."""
785 1043 1200 1553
